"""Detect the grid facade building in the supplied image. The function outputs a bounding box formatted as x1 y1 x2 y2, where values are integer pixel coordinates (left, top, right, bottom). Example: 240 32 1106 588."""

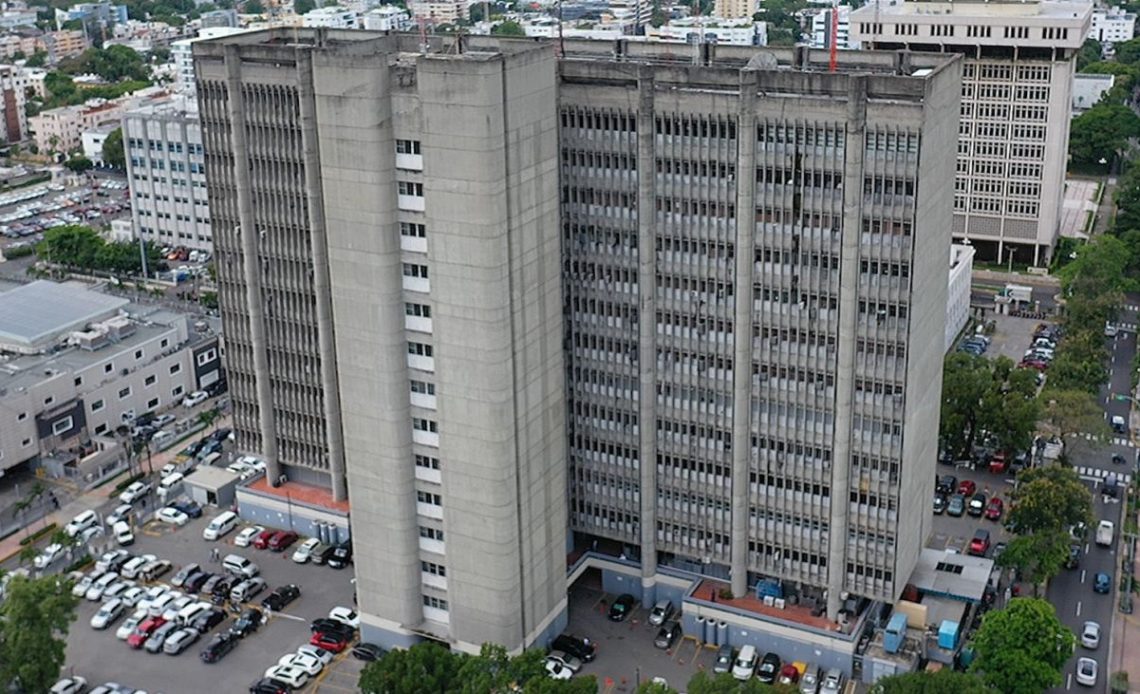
851 0 1092 267
195 29 958 649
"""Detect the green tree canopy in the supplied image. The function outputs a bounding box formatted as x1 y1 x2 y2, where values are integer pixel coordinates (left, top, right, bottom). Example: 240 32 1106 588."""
102 127 124 169
871 668 994 693
1008 464 1094 535
0 573 80 692
58 45 150 82
995 530 1072 593
686 671 796 693
24 50 47 68
37 224 161 275
939 354 1040 458
491 19 525 35
64 155 93 173
1113 36 1140 65
1077 39 1103 71
1041 388 1111 440
294 0 315 14
244 0 266 12
1069 103 1140 171
969 598 1074 694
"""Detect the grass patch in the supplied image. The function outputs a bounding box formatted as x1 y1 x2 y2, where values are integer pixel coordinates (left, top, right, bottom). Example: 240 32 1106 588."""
17 522 57 546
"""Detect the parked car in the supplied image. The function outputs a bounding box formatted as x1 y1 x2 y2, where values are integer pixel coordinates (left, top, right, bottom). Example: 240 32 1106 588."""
800 665 821 694
985 498 1004 521
185 571 213 593
267 530 299 552
230 607 263 639
34 543 65 570
712 644 734 674
352 643 385 661
200 632 239 663
648 599 675 626
957 479 977 496
117 609 146 640
157 507 190 527
545 651 583 673
550 633 596 662
933 494 946 514
968 492 987 517
969 529 991 556
252 529 276 550
182 391 209 408
163 627 201 655
171 499 203 519
144 622 179 653
309 631 349 653
821 668 844 694
261 584 301 611
654 621 682 649
947 494 966 517
1067 545 1083 570
936 475 957 495
328 606 359 628
107 504 134 526
292 538 321 563
91 599 127 630
756 652 781 684
50 677 88 694
234 526 264 548
172 563 202 588
544 660 573 681
327 542 353 569
191 608 227 634
1081 621 1101 649
122 554 157 580
1076 657 1098 687
119 481 152 505
608 593 636 621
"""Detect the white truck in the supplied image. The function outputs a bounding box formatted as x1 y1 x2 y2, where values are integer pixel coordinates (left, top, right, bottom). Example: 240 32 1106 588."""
1096 520 1115 547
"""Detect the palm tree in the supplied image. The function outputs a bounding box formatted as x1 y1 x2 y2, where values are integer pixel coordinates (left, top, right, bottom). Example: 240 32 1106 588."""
198 408 220 432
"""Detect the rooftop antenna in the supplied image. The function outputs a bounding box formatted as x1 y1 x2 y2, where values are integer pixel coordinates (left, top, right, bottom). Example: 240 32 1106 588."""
829 0 838 72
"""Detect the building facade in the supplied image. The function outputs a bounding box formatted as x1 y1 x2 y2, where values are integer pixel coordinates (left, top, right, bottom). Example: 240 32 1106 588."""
851 0 1092 267
1073 72 1114 113
714 0 753 20
811 5 856 49
406 0 467 23
29 98 126 153
123 98 211 251
945 244 974 352
1090 7 1135 43
301 7 362 28
195 29 568 654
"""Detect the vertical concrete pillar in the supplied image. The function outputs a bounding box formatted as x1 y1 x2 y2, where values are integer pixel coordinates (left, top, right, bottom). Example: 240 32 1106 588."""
636 66 658 598
296 51 349 502
224 44 279 485
730 70 759 599
827 76 867 619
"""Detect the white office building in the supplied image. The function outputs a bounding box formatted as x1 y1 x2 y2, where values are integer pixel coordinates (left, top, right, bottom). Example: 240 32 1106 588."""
123 97 211 251
302 6 362 28
811 5 856 49
945 244 975 353
1090 7 1135 43
363 6 413 30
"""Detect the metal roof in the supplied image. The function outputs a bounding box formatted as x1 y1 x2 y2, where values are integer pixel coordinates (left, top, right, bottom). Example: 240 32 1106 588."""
910 548 994 603
0 281 129 352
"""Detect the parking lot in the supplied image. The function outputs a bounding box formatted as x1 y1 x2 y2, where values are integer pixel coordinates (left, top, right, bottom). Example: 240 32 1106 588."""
61 502 359 692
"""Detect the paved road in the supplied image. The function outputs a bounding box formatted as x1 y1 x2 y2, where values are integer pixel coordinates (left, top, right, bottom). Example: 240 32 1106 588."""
1046 301 1140 693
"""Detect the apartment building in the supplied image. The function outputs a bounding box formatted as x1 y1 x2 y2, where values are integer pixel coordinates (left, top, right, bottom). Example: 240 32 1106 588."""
195 28 567 654
302 6 361 28
196 30 958 669
123 97 212 251
29 99 126 153
851 0 1092 267
0 280 221 475
362 6 414 31
811 5 857 49
714 0 754 20
1090 7 1135 43
406 0 467 23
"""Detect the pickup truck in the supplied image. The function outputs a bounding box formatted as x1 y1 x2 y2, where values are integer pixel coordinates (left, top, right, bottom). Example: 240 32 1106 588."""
1096 520 1115 547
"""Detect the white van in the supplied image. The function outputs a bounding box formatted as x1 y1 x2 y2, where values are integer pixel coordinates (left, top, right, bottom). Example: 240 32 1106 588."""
176 601 211 627
112 521 134 547
222 553 259 579
732 644 758 680
158 472 185 498
200 452 223 468
203 511 238 541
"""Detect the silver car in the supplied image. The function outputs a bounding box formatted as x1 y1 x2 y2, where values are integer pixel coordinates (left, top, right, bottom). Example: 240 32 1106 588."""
820 668 844 694
162 627 200 655
800 664 821 694
648 599 675 626
713 644 733 675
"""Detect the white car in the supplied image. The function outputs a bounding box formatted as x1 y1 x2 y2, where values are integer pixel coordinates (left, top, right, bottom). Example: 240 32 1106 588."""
157 507 189 527
121 554 157 579
545 659 573 680
139 584 170 612
1076 657 1098 687
154 413 177 428
1081 621 1101 649
106 504 134 526
91 598 126 629
119 481 152 505
159 463 177 478
148 591 182 617
117 608 147 640
182 391 208 408
86 572 120 601
34 543 65 569
65 510 99 537
77 525 104 544
234 525 264 548
95 549 129 573
292 537 321 563
278 652 324 676
72 572 102 598
50 677 87 694
264 665 311 689
101 580 135 602
119 586 145 607
546 651 582 673
162 595 194 622
296 644 335 666
328 606 359 629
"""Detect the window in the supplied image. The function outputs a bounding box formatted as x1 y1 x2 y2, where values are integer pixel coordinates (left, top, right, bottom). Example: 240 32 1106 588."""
134 349 144 360
94 423 107 435
406 302 432 318
419 526 444 541
413 418 438 433
411 381 436 395
172 385 184 397
197 348 217 365
147 397 159 409
400 222 426 238
118 387 131 399
408 342 433 357
417 490 442 505
104 363 114 374
91 399 104 412
161 339 169 350
398 181 424 197
421 561 446 576
51 417 73 436
402 263 429 279
44 395 54 406
415 455 441 470
145 374 156 387
17 411 26 421
396 140 421 155
21 438 31 447
169 363 182 375
74 376 82 387
422 595 448 611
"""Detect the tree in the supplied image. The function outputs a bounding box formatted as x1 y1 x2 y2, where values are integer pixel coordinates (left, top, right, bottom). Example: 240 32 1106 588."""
939 354 1040 458
63 155 93 173
37 225 104 269
1113 36 1140 65
359 642 462 694
871 669 993 694
969 598 1074 694
491 19 525 36
1069 103 1140 171
244 0 265 12
1041 388 1111 441
24 50 47 68
0 573 79 692
198 408 221 432
102 127 124 169
1008 464 1094 535
1076 39 1102 71
294 0 315 14
995 530 1071 595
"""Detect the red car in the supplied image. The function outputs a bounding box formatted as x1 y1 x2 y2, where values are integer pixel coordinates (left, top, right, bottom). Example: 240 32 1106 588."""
957 479 977 497
988 452 1007 474
252 529 276 550
1020 360 1048 372
985 498 1004 521
969 529 991 557
267 531 298 552
127 616 166 649
310 631 350 653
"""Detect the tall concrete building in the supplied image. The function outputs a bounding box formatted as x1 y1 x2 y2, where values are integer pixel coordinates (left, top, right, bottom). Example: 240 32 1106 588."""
851 0 1092 266
195 29 959 664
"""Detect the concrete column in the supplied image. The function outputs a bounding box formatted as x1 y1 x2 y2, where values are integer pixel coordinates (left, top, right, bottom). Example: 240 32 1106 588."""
827 76 867 619
224 44 279 484
730 70 759 599
636 67 658 597
295 51 349 502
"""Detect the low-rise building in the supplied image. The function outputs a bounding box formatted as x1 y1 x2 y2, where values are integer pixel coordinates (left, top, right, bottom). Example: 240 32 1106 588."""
28 86 170 153
302 6 362 28
200 8 239 28
123 96 211 251
41 30 89 61
54 2 128 31
0 279 222 476
1090 7 1135 44
170 27 250 96
0 9 38 30
809 5 856 49
407 0 467 23
946 244 975 353
645 17 767 45
81 123 118 165
1073 72 1115 114
362 5 412 30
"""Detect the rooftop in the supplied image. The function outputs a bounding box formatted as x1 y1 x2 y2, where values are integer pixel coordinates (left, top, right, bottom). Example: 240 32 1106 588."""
909 548 994 602
0 280 128 353
691 578 845 633
245 476 351 514
863 0 1093 21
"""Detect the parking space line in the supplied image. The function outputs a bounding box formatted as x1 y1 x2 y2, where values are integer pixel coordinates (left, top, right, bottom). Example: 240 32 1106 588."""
673 635 700 665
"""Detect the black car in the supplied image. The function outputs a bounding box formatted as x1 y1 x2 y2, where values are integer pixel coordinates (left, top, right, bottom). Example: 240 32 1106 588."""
1067 544 1082 569
205 380 229 398
208 427 232 444
171 499 203 519
327 543 353 569
200 632 238 663
933 494 947 515
230 608 263 639
1113 453 1127 465
654 621 681 649
185 571 213 593
192 608 227 634
261 584 301 611
210 577 235 605
936 475 957 496
756 652 781 684
249 678 288 694
550 633 596 662
351 643 386 661
311 544 336 565
608 594 636 621
311 618 355 638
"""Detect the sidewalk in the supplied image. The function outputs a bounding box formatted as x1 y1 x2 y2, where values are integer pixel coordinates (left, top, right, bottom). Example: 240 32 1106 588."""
1111 508 1140 692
